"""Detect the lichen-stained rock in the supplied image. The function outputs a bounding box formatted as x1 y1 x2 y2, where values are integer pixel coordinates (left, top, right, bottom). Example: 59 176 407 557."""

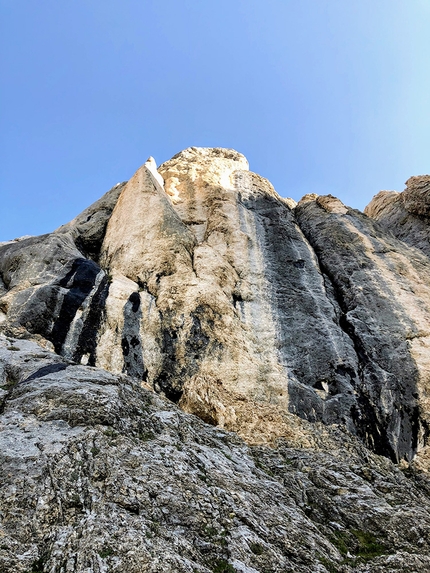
295 194 430 463
231 171 359 430
365 176 430 258
1 335 430 573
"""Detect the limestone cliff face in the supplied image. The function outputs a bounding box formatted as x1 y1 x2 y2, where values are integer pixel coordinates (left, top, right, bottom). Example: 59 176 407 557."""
96 148 361 445
1 148 430 466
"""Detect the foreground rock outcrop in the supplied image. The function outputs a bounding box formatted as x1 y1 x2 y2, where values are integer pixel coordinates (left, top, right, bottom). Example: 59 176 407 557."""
1 335 430 573
1 147 430 571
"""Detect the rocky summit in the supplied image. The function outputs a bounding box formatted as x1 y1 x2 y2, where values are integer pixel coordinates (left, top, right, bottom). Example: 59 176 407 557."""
0 147 429 572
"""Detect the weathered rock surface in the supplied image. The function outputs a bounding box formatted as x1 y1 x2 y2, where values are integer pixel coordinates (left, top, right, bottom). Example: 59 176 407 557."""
1 147 430 571
365 176 430 257
0 148 430 468
1 334 430 573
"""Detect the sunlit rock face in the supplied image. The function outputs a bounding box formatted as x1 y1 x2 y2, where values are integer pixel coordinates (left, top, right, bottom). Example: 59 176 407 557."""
98 147 361 446
1 147 430 465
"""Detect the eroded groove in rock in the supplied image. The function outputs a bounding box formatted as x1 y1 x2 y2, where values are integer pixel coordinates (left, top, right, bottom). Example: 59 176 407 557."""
51 258 102 354
121 291 147 381
236 172 359 430
70 272 110 365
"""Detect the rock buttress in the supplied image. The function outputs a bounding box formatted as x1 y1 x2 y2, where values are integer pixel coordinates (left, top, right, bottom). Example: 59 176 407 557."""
295 194 430 462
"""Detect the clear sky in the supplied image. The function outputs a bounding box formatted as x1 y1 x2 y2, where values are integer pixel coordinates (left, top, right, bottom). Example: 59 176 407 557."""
1 0 429 241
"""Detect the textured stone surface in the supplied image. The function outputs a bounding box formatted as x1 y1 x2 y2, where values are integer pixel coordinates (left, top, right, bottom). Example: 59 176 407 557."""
365 176 430 257
0 148 430 465
1 148 430 571
1 335 430 573
0 181 125 353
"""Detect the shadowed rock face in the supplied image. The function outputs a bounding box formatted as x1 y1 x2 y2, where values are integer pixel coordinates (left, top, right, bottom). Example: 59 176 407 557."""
295 195 430 462
0 182 123 355
0 148 430 467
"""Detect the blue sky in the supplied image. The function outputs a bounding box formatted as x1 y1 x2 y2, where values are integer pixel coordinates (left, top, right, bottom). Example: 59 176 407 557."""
1 0 429 241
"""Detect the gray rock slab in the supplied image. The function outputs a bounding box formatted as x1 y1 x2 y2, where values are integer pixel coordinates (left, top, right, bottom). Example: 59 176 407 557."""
1 336 430 572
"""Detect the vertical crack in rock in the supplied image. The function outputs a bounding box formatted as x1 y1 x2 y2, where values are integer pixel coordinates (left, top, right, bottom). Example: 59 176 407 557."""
121 291 147 381
337 308 401 460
